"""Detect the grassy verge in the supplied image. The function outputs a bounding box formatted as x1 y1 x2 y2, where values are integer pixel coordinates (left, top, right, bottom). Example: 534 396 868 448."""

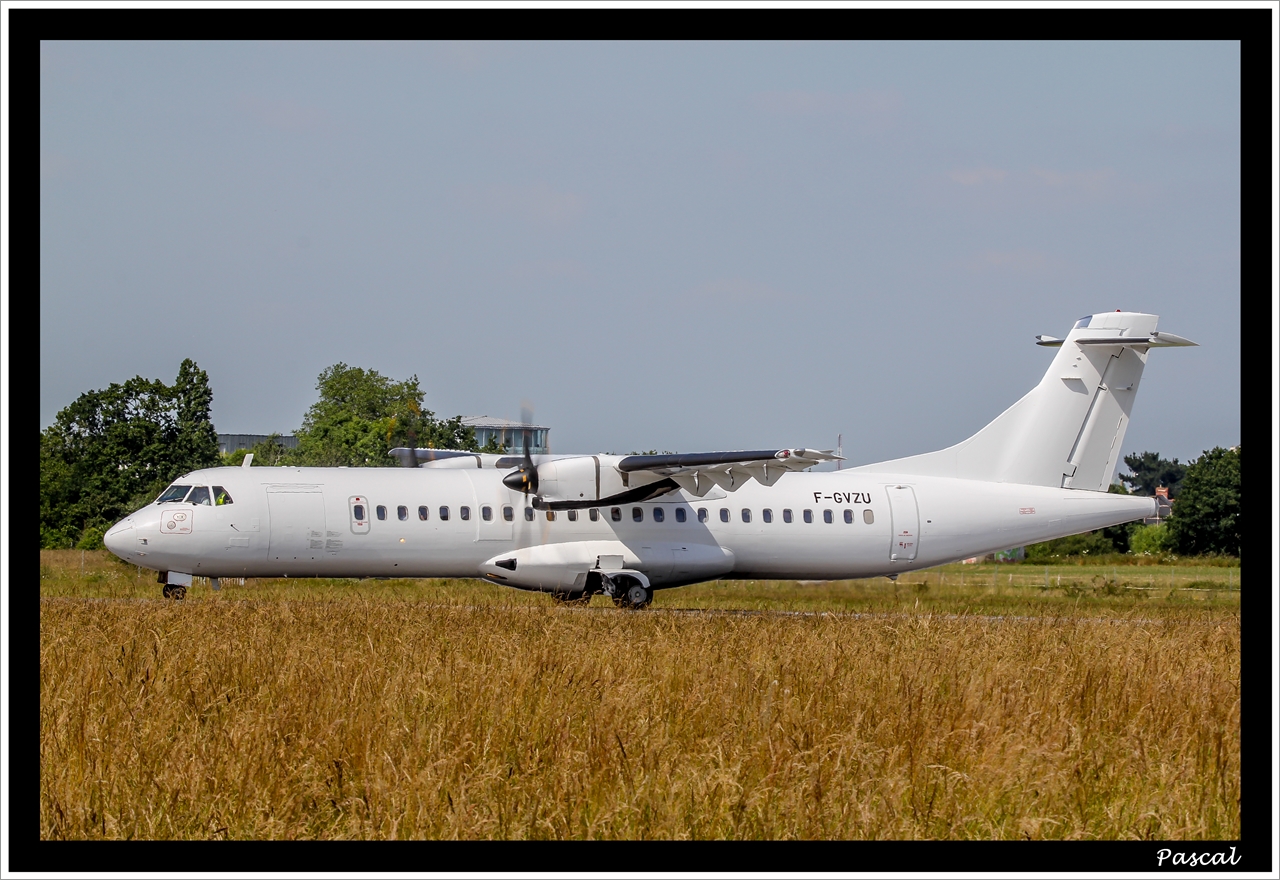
38 551 1241 840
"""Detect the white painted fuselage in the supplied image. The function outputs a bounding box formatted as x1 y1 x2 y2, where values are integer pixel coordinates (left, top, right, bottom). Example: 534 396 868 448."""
104 464 1155 589
103 310 1188 601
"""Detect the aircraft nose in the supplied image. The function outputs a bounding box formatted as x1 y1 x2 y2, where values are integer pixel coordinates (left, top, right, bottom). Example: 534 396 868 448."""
103 521 134 558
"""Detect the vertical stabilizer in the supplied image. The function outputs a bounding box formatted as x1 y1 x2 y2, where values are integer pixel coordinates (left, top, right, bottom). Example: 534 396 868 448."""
852 312 1193 490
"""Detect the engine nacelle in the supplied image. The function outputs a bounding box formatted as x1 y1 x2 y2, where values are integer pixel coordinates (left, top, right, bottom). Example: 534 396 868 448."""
534 454 671 507
535 456 603 504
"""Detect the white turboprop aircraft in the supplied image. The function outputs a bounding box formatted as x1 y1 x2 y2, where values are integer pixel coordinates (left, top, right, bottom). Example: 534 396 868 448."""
104 311 1195 607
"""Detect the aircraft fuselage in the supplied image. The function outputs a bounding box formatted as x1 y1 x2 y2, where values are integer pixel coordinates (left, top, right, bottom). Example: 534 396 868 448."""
104 464 1156 590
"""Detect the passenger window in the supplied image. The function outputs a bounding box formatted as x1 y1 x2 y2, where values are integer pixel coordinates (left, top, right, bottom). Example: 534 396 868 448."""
439 506 449 521
398 505 408 521
698 508 708 523
783 509 793 523
504 506 514 522
719 508 730 523
188 486 212 506
803 509 813 524
611 508 621 522
632 507 644 522
824 509 833 524
419 505 429 521
213 486 234 505
525 507 535 521
546 510 555 521
653 507 665 523
568 510 578 522
460 506 471 521
377 505 387 521
741 509 751 523
589 508 599 522
157 484 191 503
482 506 493 522
864 509 874 524
354 504 365 521
763 508 772 523
675 508 686 523
844 509 853 524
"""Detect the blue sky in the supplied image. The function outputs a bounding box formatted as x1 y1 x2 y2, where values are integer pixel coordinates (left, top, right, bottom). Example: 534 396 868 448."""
40 40 1241 468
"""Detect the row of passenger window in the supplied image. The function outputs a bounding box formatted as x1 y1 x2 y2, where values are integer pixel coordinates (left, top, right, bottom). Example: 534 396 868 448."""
357 503 874 525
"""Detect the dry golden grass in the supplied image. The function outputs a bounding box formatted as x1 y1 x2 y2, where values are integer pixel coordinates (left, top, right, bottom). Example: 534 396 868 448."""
40 554 1240 840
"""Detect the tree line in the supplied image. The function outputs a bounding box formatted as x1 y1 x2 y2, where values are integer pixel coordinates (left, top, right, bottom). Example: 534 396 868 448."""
1026 448 1240 560
40 361 491 549
40 362 1241 557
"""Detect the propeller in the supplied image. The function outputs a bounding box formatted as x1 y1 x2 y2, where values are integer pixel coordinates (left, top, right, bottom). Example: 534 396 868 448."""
501 403 539 497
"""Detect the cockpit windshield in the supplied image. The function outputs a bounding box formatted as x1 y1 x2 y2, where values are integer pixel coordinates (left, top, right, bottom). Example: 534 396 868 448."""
1073 316 1092 329
187 486 212 506
156 484 191 503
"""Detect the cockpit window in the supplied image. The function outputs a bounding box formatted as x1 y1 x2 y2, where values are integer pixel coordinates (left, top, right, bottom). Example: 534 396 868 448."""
213 486 234 505
187 486 212 506
157 484 191 503
1073 315 1092 329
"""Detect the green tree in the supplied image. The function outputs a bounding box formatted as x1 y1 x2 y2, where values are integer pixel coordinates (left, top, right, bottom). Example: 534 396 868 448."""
1129 523 1171 555
40 359 221 548
1167 446 1240 556
223 433 291 467
1119 451 1186 497
291 364 476 467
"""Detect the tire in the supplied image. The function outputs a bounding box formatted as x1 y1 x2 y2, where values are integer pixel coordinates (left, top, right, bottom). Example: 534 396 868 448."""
162 584 174 599
170 585 186 601
625 583 652 609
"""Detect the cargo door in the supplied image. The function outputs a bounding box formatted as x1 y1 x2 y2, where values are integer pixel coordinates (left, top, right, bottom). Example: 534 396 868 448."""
267 490 327 563
886 485 919 562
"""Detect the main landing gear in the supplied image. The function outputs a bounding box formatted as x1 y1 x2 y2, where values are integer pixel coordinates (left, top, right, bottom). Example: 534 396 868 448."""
613 582 653 610
161 584 187 600
603 574 652 610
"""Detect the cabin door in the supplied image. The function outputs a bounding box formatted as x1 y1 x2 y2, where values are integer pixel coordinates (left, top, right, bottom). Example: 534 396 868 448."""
267 490 327 564
886 485 919 562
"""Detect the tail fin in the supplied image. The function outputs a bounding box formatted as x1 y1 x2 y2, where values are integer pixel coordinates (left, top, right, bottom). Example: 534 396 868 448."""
852 311 1196 491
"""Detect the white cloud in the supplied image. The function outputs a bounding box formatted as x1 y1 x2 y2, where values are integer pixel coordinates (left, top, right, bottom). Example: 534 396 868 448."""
961 249 1068 274
468 182 587 228
949 167 1008 186
237 96 331 133
687 277 791 305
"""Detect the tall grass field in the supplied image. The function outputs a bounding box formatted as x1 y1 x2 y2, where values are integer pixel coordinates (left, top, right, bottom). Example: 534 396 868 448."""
40 551 1240 839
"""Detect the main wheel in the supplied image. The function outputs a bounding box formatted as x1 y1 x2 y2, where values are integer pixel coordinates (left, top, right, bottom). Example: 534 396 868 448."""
162 584 186 600
625 583 652 609
551 591 591 606
162 584 173 599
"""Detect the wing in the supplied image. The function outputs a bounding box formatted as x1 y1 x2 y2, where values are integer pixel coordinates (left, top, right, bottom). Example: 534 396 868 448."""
617 448 843 496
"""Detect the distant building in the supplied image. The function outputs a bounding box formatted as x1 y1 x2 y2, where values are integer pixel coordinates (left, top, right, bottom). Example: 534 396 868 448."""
218 433 298 455
462 416 550 455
